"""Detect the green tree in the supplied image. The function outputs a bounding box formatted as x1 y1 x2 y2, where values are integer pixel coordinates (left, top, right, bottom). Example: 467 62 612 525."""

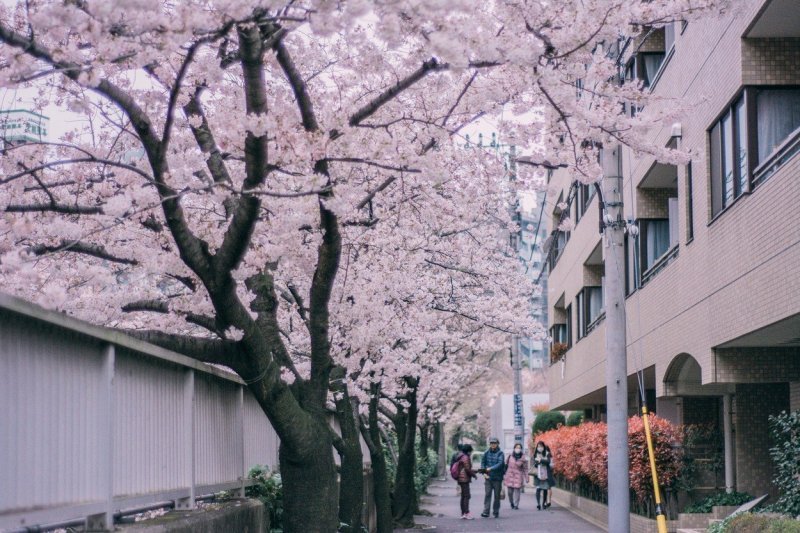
566 411 584 427
532 411 566 435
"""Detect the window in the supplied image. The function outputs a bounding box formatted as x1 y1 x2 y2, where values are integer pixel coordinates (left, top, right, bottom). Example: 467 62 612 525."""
755 88 800 164
575 183 597 222
710 87 800 211
625 233 639 295
577 286 604 339
710 93 748 216
565 305 573 348
641 219 670 271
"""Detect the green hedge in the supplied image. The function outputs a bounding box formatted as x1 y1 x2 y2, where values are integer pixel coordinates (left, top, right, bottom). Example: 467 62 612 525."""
708 513 800 533
769 410 800 516
566 411 584 427
684 491 753 514
532 410 566 435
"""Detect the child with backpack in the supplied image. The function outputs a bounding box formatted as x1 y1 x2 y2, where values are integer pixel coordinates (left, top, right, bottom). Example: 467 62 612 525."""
450 443 477 519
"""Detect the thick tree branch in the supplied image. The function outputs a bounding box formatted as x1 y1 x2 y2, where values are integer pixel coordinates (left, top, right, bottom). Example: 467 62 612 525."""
122 329 243 367
122 299 169 313
6 203 103 215
274 39 319 131
29 240 138 265
213 24 271 274
349 58 443 127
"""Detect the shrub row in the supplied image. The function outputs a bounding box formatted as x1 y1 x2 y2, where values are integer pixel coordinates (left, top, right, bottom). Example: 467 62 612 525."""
532 414 683 502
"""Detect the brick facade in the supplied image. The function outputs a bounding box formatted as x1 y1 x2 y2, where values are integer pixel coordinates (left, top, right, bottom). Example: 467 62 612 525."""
545 0 800 505
742 38 800 85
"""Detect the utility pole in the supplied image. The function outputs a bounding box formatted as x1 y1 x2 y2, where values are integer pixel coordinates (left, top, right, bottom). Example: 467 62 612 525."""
601 145 630 533
511 338 524 446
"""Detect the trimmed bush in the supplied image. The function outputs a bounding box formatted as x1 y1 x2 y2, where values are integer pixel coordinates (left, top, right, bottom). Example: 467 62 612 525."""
684 491 753 513
768 410 800 517
532 410 566 435
709 513 800 533
532 414 683 503
566 411 584 427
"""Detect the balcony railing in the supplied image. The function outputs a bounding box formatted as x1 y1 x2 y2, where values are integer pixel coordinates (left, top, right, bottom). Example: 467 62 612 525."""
585 311 606 336
640 245 679 287
753 126 800 187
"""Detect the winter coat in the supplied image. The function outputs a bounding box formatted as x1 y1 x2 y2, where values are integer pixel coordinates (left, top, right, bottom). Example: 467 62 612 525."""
531 449 555 489
456 452 477 483
481 448 506 481
503 454 529 489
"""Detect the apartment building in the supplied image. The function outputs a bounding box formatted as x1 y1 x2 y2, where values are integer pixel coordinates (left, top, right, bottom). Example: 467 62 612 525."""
546 0 800 500
0 108 49 148
466 131 550 369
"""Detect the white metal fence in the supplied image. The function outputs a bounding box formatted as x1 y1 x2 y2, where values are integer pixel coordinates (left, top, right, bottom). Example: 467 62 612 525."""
0 294 280 532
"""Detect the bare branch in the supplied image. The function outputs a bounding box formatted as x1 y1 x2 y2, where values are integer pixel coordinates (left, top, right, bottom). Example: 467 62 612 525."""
28 240 138 265
122 299 169 313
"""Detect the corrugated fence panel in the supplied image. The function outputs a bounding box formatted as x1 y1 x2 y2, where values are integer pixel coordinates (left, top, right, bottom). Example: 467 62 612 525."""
113 349 188 497
194 374 240 486
0 312 106 512
243 392 280 471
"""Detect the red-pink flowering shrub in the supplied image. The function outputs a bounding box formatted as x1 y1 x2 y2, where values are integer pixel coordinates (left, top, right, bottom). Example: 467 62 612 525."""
531 414 683 503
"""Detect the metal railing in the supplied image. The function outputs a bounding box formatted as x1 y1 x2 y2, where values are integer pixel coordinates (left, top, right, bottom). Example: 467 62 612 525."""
0 294 280 532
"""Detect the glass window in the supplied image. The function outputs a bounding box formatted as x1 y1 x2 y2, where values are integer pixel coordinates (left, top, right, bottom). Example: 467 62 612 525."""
641 219 670 271
721 111 735 207
586 287 603 324
756 88 800 164
709 94 747 217
735 98 748 194
641 53 665 86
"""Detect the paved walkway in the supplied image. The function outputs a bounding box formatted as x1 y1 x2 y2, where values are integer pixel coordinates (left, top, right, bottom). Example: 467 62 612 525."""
395 479 603 533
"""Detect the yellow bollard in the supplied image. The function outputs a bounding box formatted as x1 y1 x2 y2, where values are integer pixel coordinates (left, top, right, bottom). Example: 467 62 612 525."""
641 406 668 533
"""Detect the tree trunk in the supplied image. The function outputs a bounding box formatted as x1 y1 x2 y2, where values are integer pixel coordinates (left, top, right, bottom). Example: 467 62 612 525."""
418 422 430 464
392 385 419 527
335 381 364 533
278 416 339 533
361 384 393 533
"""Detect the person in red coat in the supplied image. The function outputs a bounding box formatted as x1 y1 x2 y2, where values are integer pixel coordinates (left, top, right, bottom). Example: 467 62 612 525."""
454 444 478 519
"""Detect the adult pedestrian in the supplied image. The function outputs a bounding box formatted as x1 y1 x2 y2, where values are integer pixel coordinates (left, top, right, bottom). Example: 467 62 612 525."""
479 437 505 518
531 440 554 510
454 444 477 519
504 443 528 510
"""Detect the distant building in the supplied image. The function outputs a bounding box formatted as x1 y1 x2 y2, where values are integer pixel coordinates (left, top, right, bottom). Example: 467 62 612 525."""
464 131 550 369
489 392 549 451
0 109 49 148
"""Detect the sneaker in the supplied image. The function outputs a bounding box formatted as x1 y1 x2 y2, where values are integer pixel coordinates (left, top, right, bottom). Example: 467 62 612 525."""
461 514 466 519
545 502 551 509
464 513 475 520
480 512 490 518
537 504 541 510
493 513 499 518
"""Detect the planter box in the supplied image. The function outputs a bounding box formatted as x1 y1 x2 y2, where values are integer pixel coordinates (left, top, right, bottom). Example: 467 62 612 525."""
551 487 679 533
713 505 739 520
678 512 713 529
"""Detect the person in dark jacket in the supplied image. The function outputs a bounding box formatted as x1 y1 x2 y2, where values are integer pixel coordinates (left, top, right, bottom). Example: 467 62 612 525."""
531 440 554 510
454 444 477 519
479 437 505 518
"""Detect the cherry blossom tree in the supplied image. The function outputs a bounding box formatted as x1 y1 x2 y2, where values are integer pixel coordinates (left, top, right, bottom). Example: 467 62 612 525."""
0 0 737 531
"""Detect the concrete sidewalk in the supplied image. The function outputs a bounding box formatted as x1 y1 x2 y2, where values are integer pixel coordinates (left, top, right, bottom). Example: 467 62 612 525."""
395 479 603 533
